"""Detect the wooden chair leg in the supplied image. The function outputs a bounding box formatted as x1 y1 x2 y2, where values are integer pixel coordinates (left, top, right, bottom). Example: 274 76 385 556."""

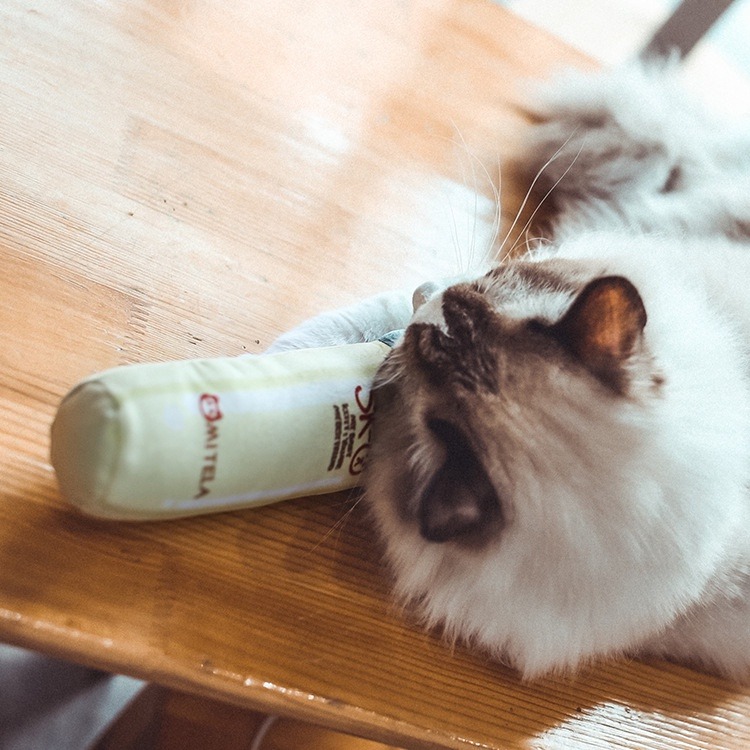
91 685 167 750
642 0 736 58
92 685 403 750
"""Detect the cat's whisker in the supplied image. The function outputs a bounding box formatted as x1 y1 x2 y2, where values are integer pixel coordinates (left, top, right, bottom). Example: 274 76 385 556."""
489 153 502 239
495 127 580 264
483 152 503 270
512 233 551 257
440 121 503 275
466 148 502 273
469 152 502 273
308 493 364 554
373 355 409 390
500 136 586 265
447 117 479 273
510 224 532 258
511 215 551 257
443 188 465 275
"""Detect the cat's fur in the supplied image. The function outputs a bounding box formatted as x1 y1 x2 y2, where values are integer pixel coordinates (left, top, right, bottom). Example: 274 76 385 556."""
269 65 750 682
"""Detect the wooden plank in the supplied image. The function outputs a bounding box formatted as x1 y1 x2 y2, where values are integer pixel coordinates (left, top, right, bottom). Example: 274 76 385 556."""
1 1 749 748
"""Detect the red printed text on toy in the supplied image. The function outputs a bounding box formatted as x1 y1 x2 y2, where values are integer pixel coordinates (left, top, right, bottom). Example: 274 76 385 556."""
195 393 223 499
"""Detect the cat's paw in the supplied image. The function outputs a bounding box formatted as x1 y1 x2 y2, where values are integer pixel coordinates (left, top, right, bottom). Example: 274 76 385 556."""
266 290 414 353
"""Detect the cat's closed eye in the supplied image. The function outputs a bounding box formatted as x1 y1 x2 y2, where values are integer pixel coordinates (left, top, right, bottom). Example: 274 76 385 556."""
660 164 683 193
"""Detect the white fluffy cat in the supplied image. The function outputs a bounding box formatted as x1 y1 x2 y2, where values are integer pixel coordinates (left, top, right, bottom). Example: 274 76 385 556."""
269 65 750 683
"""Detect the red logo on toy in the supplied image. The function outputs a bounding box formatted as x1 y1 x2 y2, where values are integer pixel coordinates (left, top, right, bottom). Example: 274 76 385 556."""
194 394 222 500
199 393 223 422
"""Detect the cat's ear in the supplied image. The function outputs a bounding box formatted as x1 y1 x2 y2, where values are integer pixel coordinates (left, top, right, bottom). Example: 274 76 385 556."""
552 275 647 393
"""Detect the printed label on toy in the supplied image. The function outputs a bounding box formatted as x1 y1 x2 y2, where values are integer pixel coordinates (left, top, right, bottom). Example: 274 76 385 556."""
328 384 375 476
194 393 223 499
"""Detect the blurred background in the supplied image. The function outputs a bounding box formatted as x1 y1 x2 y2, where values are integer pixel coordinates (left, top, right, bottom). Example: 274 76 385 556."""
503 0 750 115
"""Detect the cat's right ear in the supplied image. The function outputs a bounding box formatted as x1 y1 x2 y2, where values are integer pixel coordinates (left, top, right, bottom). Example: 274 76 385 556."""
550 275 647 393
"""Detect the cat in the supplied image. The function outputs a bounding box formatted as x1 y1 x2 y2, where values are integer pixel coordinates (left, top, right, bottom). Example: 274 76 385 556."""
269 65 750 683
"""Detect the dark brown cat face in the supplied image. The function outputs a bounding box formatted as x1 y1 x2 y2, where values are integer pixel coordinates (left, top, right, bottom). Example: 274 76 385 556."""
367 261 650 549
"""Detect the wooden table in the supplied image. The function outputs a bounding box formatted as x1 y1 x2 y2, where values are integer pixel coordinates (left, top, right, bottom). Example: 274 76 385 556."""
2 1 750 748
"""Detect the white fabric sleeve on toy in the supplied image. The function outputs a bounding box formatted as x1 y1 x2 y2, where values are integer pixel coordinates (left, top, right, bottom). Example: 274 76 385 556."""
50 336 400 521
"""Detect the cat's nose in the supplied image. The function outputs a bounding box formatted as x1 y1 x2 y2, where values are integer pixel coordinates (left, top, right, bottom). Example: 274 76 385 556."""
418 419 502 544
412 281 440 312
419 488 494 543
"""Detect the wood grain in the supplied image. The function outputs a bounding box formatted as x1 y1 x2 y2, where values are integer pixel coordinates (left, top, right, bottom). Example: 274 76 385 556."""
1 1 749 748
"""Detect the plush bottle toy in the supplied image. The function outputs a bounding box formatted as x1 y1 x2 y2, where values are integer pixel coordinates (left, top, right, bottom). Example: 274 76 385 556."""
50 332 401 520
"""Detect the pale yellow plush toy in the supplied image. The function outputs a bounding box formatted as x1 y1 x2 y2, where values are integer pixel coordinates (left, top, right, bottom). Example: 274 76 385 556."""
50 333 401 520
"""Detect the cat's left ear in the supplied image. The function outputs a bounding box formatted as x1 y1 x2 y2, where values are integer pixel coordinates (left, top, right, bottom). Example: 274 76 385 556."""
551 275 647 393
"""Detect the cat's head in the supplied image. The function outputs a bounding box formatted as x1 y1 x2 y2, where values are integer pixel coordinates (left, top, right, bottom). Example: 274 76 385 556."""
365 257 741 677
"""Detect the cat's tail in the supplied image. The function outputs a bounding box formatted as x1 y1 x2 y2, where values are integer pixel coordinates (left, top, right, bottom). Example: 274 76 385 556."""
519 63 750 240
